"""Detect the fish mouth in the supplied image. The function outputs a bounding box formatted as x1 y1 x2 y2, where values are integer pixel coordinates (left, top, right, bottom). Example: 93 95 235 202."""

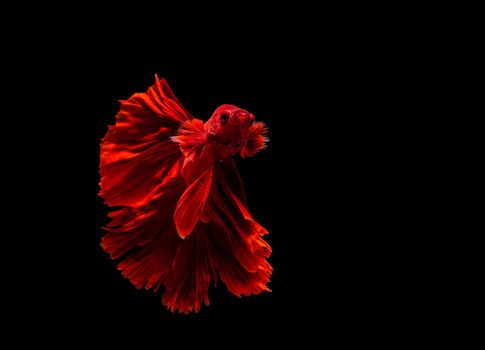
217 141 241 149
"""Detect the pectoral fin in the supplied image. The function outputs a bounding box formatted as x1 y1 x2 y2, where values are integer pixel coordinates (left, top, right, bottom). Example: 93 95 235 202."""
174 167 214 239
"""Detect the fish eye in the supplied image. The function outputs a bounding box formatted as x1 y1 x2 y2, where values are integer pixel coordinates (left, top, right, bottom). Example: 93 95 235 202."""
220 113 228 124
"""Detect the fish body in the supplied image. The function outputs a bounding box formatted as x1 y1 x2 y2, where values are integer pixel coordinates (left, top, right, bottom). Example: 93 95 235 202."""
99 76 271 314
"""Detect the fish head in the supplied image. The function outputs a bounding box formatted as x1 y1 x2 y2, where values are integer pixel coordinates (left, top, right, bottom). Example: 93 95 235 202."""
205 104 255 156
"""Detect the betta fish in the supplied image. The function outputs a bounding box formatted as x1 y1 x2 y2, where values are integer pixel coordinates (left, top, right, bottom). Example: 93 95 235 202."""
99 76 272 314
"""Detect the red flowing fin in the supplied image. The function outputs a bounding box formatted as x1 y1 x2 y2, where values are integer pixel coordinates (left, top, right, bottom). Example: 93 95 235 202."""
101 176 216 314
149 75 193 123
100 77 191 208
174 167 214 239
171 119 208 160
240 121 269 158
102 177 213 314
198 159 272 296
220 157 248 205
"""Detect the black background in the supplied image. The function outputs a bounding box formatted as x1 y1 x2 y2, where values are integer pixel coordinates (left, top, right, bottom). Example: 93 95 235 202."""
7 8 436 342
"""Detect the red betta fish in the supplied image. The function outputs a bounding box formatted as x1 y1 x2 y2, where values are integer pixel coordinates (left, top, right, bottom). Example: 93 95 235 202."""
99 76 272 314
